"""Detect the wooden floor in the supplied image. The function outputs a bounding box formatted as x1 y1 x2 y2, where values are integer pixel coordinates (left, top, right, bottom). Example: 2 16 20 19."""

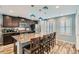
50 40 77 54
0 44 14 54
0 40 78 54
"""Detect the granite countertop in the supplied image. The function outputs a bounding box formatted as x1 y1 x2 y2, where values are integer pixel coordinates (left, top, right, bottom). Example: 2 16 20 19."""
12 33 43 43
2 31 33 35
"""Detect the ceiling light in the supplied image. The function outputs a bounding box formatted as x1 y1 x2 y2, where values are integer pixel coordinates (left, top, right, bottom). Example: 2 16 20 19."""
31 5 34 7
9 10 14 13
43 6 48 10
30 14 35 17
39 9 42 12
56 6 60 8
39 17 43 20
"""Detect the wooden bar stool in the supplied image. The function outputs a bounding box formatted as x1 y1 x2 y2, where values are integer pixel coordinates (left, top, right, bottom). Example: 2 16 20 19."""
23 37 40 54
53 32 56 46
43 35 50 54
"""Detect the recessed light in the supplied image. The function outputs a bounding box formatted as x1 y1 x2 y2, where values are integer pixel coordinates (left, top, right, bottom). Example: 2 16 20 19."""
56 6 60 8
9 10 14 13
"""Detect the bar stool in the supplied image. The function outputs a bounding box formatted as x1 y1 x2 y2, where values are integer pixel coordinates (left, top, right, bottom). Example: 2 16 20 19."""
53 32 56 46
43 35 50 54
23 37 40 54
39 37 45 54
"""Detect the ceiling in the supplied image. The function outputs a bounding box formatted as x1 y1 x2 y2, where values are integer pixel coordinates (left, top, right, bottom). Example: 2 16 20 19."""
0 5 79 20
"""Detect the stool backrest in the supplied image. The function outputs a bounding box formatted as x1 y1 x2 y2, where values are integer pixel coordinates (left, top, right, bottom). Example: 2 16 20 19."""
30 37 40 49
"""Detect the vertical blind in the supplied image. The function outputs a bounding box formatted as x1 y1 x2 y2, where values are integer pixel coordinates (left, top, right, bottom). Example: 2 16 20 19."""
40 20 55 35
59 17 72 35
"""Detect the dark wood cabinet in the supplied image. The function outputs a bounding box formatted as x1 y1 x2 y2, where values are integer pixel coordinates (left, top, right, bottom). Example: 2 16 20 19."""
3 15 38 27
12 17 19 27
3 15 19 27
3 15 13 27
3 34 17 45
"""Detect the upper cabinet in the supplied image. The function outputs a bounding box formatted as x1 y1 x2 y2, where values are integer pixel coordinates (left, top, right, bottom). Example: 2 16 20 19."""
3 15 38 27
12 17 19 27
3 15 19 27
3 15 13 27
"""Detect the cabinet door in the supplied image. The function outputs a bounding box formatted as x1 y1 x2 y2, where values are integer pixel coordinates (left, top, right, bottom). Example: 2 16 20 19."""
3 16 12 27
3 16 9 27
3 16 19 27
12 17 19 27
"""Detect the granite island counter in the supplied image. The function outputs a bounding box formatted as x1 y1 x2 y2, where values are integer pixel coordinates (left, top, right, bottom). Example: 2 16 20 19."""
12 33 43 54
2 31 36 54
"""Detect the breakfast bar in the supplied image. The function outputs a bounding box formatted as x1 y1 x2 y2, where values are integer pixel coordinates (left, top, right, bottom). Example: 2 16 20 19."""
12 33 43 53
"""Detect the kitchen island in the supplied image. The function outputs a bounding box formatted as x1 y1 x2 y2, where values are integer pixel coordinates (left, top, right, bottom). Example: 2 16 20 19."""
12 33 42 43
2 31 35 54
2 30 34 45
12 33 43 54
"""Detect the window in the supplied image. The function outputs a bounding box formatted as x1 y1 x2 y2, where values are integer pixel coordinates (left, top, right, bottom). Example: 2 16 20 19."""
49 22 55 33
48 20 56 33
40 20 56 34
60 17 72 35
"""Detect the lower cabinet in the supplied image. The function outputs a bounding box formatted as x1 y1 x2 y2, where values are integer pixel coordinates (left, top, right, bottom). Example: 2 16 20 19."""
3 34 17 45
